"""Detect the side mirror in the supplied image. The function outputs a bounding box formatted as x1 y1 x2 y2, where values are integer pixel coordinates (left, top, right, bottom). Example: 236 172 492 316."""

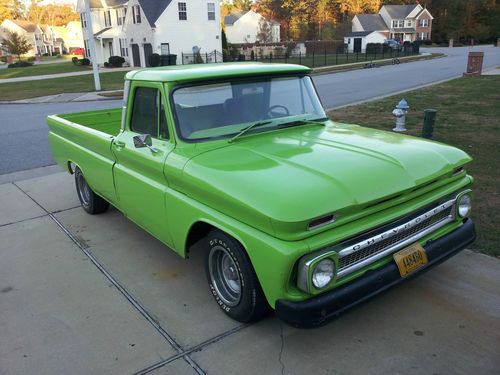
133 134 153 148
133 134 158 153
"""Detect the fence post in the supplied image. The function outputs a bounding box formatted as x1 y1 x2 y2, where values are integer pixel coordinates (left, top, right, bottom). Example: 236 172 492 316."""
382 49 384 60
285 53 288 64
324 49 327 66
299 51 302 65
214 49 217 63
346 48 348 63
206 52 208 63
312 50 315 67
336 51 338 65
374 50 377 61
181 52 184 65
356 52 358 62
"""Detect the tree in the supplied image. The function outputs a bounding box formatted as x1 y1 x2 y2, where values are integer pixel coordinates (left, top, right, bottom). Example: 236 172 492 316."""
1 31 32 60
233 0 253 11
256 18 273 43
0 0 13 23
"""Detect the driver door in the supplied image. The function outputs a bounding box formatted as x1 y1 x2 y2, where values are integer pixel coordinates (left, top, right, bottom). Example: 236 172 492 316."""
112 82 174 246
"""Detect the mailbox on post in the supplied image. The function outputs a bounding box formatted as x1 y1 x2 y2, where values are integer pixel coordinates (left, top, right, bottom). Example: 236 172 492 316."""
463 52 484 76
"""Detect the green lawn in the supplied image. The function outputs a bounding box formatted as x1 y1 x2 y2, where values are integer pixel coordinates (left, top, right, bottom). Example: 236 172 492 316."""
0 71 127 101
329 76 500 257
0 61 91 79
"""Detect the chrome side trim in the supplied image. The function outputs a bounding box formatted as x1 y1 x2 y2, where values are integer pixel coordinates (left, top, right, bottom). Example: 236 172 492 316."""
336 199 455 278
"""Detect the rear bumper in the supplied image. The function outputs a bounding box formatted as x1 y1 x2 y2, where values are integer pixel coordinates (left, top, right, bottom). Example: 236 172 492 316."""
275 219 476 328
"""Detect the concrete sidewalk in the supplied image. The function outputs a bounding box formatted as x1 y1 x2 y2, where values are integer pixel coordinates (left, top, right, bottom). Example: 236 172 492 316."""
1 171 500 375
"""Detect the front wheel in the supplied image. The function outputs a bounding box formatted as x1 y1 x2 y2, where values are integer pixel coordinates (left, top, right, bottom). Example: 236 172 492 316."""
74 167 109 214
204 229 269 322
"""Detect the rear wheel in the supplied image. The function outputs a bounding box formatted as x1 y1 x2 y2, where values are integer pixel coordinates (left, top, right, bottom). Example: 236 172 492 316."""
204 229 269 322
74 167 109 214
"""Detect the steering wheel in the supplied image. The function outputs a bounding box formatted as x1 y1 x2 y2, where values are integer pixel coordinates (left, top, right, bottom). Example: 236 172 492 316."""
267 104 290 118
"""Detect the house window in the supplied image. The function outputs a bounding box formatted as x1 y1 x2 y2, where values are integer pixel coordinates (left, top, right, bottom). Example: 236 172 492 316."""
419 19 429 27
178 2 187 20
405 19 412 27
132 5 141 24
104 10 112 27
83 39 90 57
392 20 404 28
80 13 87 28
207 3 215 21
117 8 126 26
119 38 128 57
161 43 170 55
420 32 429 40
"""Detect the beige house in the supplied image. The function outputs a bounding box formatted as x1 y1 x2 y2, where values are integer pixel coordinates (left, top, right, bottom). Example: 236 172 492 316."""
0 19 43 56
353 4 434 42
52 21 84 53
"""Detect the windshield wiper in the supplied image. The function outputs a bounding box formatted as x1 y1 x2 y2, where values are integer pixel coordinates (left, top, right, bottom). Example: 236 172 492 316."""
277 117 329 129
228 121 273 143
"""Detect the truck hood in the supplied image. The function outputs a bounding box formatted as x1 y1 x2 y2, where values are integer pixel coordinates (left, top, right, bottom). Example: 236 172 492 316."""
180 122 471 238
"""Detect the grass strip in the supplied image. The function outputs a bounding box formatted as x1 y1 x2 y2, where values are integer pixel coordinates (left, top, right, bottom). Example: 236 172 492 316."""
329 76 500 257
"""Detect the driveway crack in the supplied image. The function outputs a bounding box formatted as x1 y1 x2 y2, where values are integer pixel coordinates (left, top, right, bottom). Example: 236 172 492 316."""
278 321 286 375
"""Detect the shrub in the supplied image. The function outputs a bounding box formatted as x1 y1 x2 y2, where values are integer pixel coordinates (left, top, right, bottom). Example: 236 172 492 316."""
149 53 160 67
42 52 49 56
104 62 110 68
79 58 90 66
108 55 125 67
422 39 433 45
238 54 245 61
27 56 36 62
0 56 7 63
8 61 33 68
250 50 255 60
56 54 63 58
71 56 79 64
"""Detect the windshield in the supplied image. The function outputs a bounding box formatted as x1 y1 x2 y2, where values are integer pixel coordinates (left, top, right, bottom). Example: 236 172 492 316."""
172 76 326 141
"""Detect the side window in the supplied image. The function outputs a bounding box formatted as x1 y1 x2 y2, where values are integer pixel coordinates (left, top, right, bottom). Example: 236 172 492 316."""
130 87 168 138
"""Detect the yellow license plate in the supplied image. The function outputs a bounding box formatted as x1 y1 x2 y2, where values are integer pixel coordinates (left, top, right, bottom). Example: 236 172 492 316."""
393 243 428 277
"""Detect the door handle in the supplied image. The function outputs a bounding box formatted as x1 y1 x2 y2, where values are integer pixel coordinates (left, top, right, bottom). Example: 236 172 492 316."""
114 141 125 149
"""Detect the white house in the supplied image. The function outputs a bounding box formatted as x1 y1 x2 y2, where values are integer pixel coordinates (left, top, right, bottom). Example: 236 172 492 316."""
0 19 44 56
77 0 222 67
124 0 222 67
224 10 280 44
40 25 56 55
77 0 129 65
344 31 387 53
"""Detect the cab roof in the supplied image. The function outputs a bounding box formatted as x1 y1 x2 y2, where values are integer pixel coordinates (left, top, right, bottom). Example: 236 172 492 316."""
125 62 311 83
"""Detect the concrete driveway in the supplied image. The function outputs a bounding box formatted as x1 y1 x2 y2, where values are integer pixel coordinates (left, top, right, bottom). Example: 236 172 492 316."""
1 172 500 375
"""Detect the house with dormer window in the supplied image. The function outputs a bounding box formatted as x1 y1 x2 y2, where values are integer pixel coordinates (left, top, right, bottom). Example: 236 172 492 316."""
76 0 222 67
353 3 434 42
124 0 222 67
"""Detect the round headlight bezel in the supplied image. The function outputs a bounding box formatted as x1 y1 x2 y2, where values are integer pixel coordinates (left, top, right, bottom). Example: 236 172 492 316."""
457 193 472 218
312 258 335 289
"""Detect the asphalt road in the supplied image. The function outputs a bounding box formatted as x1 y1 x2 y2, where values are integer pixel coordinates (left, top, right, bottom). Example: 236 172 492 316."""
1 46 499 175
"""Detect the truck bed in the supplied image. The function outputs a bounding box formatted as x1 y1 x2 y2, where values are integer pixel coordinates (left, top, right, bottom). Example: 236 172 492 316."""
58 108 122 136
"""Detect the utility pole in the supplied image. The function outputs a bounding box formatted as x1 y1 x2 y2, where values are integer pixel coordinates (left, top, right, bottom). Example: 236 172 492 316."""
84 0 101 91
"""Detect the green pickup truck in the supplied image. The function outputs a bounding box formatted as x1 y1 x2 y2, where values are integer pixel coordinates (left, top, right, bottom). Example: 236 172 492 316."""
47 63 475 327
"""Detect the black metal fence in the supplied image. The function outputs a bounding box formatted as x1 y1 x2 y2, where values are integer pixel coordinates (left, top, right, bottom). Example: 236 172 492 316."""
181 47 419 68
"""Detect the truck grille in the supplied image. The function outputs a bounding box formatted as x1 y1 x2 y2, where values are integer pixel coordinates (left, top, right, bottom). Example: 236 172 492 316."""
336 199 455 278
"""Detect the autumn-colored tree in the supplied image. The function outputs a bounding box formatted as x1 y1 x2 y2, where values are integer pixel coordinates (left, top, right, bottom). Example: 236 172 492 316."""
0 0 24 23
27 1 78 26
1 30 32 60
256 18 273 43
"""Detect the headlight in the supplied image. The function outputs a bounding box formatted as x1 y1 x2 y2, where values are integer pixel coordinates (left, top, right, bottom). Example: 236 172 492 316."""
312 259 335 289
458 193 471 218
